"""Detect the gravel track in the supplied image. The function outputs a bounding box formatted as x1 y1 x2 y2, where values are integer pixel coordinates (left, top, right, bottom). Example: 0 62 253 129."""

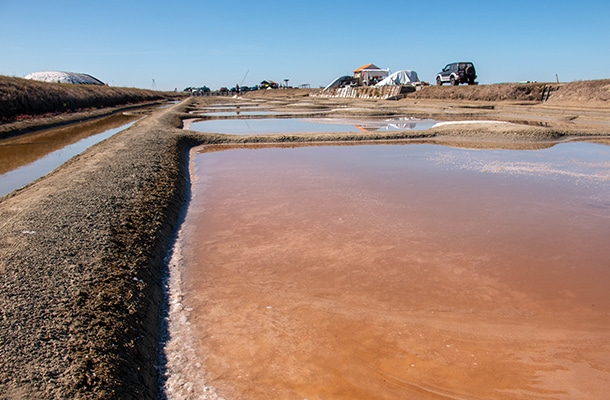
0 105 195 399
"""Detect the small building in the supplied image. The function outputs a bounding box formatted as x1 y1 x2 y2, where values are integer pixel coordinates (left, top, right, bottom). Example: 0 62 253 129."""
353 63 389 86
259 80 279 89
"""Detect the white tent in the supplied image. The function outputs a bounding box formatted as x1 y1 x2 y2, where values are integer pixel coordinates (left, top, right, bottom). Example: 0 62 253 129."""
375 70 419 87
359 68 389 85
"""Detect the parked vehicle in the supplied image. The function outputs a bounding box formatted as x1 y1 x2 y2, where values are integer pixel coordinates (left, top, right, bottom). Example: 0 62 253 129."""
436 62 477 86
184 86 210 94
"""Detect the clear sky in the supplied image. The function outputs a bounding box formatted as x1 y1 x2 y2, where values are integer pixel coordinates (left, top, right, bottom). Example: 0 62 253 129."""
1 0 609 91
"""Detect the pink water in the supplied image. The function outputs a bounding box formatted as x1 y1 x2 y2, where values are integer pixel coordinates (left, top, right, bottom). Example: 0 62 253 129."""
165 142 610 399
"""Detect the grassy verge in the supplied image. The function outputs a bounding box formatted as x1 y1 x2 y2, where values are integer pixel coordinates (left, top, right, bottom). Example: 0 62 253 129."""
0 75 182 123
406 79 610 104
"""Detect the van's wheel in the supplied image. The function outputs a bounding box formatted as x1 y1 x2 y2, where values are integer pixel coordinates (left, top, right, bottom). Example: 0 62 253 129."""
450 76 457 85
436 77 442 86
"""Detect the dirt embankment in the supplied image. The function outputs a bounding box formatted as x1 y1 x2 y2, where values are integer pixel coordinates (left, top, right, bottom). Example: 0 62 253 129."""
545 79 610 106
409 82 551 102
0 75 185 131
0 80 609 399
406 79 610 108
249 79 610 106
0 106 197 399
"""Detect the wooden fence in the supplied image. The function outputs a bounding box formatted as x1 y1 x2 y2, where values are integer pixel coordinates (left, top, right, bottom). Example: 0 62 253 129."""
313 85 417 100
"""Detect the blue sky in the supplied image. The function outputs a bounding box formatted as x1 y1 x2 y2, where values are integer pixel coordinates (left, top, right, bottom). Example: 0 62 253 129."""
1 0 608 91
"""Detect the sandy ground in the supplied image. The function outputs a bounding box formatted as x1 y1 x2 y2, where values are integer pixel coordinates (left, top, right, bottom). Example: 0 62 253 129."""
0 89 609 399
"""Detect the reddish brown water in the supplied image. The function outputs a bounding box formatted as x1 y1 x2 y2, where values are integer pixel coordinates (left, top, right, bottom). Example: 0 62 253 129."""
0 114 137 196
167 142 610 400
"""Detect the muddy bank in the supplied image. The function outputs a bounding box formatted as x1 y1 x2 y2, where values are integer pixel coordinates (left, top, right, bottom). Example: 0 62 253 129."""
0 94 609 399
0 106 195 399
0 101 175 141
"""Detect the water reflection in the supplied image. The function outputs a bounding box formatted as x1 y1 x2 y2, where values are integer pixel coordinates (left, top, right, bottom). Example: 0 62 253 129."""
0 114 137 196
164 141 610 399
187 116 437 134
199 103 260 108
199 111 279 117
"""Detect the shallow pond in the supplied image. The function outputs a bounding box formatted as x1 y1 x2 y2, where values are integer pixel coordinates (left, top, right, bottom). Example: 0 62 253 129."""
198 103 261 109
164 141 610 399
0 114 137 197
187 116 437 134
197 111 280 117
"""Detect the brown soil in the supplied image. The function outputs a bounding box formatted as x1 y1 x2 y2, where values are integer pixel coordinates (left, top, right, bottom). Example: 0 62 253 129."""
0 81 609 399
0 75 184 125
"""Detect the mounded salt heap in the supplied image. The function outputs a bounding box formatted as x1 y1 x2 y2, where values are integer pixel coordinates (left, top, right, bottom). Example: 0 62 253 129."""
24 71 105 85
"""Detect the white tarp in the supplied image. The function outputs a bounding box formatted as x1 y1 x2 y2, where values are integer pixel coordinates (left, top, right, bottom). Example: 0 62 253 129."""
375 70 419 87
24 71 105 85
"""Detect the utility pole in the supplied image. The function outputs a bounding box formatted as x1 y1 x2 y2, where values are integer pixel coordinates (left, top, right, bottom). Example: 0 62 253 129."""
240 70 249 86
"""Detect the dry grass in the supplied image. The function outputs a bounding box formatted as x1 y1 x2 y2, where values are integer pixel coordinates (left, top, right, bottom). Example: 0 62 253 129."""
408 82 551 102
406 80 610 105
546 79 610 103
0 75 177 123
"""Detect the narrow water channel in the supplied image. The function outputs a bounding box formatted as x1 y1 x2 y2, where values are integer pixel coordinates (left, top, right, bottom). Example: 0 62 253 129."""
0 114 138 197
163 141 610 399
186 117 437 135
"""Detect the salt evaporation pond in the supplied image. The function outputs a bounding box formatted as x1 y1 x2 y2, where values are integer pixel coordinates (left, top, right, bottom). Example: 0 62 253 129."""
163 141 610 399
187 116 436 134
199 104 261 109
0 114 137 197
198 111 280 117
